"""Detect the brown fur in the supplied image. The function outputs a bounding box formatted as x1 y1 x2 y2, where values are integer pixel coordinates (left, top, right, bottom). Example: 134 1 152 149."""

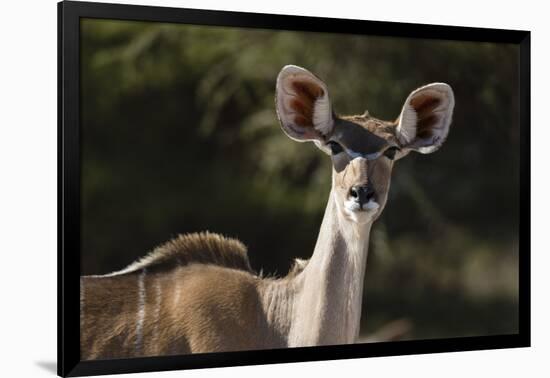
80 232 267 360
340 114 398 143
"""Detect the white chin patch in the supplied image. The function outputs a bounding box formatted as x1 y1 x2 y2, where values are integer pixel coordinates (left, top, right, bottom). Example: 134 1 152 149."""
343 199 379 223
364 200 380 211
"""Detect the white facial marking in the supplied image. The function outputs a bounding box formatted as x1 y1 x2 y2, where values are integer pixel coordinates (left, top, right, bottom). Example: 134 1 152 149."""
346 149 363 160
343 198 379 223
364 151 384 161
344 148 383 161
364 200 380 211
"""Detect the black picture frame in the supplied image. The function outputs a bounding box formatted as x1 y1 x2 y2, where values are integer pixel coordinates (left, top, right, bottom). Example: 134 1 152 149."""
58 1 531 376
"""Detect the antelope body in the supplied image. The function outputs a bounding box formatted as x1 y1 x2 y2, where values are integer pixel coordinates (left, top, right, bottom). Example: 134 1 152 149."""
80 65 454 360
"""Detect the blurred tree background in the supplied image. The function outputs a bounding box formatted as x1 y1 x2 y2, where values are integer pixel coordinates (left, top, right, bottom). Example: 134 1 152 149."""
80 19 519 341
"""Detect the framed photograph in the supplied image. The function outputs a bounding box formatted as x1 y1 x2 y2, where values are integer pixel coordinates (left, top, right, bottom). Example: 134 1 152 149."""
58 1 530 376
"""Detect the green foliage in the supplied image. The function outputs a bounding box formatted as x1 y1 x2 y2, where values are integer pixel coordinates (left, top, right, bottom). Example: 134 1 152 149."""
80 18 519 339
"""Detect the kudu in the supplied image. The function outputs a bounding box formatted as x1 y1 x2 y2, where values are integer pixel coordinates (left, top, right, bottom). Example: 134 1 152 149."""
80 65 454 359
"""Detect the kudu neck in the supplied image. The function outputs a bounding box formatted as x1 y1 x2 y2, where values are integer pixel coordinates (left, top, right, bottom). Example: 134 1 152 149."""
285 190 373 346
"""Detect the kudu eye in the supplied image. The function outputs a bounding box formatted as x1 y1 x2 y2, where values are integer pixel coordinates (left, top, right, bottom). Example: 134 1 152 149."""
383 146 400 160
327 141 344 155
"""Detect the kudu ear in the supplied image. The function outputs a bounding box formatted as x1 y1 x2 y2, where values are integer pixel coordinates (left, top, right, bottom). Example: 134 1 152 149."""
276 65 334 142
395 83 455 154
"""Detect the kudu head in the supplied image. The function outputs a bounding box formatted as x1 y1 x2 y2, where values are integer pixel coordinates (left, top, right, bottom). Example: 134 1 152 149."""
276 65 454 225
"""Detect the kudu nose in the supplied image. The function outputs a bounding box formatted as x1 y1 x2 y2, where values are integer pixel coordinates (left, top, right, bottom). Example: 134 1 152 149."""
349 185 375 206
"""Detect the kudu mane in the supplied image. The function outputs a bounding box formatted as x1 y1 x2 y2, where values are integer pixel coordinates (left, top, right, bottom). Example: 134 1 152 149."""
106 232 253 276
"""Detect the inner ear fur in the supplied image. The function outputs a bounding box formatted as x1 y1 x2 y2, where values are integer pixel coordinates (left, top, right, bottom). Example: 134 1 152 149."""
276 65 333 142
396 83 455 154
